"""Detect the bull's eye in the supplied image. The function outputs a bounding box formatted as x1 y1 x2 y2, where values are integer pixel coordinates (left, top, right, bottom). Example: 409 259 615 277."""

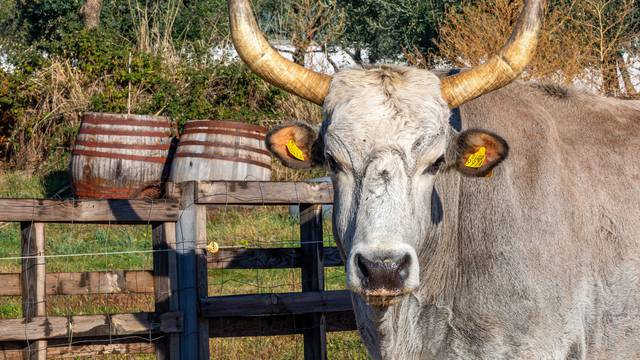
326 154 341 173
424 156 445 175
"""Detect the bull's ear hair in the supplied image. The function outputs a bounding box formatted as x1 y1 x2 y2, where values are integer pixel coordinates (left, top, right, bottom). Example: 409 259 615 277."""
266 122 323 169
452 129 509 177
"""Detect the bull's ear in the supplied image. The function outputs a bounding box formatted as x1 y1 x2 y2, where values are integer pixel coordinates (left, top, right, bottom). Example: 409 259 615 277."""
266 122 323 169
453 129 509 177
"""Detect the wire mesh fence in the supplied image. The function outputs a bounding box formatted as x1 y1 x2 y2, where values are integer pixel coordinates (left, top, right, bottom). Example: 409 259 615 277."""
205 204 363 359
0 181 366 359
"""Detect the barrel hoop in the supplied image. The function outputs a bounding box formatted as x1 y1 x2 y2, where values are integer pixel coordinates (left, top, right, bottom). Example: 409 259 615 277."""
79 128 170 137
75 140 171 151
177 140 270 156
82 116 172 128
184 120 267 133
174 152 272 170
72 149 169 164
181 128 265 141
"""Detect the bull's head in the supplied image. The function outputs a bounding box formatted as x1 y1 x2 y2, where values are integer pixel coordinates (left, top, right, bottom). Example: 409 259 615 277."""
228 0 544 306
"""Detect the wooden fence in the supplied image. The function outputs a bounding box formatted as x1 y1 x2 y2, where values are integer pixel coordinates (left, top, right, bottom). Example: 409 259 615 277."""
0 181 356 359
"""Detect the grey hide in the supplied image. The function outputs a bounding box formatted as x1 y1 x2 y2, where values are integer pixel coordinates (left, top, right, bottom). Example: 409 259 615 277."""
319 66 640 359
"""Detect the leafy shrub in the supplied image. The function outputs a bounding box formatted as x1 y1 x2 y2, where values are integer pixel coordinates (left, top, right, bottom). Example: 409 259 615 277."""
0 29 286 170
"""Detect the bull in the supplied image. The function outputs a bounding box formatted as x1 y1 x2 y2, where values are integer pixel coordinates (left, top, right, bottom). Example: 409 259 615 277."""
227 0 640 358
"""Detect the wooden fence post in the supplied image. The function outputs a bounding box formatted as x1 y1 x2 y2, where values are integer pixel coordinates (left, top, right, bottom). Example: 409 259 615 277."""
300 204 326 360
21 222 46 360
153 221 180 360
175 182 209 360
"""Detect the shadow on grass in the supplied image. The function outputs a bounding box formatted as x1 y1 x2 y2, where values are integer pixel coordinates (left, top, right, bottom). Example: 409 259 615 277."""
41 170 73 199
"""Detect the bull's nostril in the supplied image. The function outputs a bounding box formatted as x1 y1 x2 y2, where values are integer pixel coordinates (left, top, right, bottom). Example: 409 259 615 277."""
356 254 369 279
398 254 411 268
397 254 411 280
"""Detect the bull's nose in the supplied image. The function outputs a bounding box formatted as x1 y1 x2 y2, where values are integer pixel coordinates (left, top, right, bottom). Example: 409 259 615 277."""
355 253 411 291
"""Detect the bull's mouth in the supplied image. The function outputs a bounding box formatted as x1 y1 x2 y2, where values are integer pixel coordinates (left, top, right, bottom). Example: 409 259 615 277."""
358 289 410 307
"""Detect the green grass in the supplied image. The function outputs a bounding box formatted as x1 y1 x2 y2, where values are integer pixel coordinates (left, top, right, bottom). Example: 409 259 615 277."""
0 171 47 198
0 156 71 199
0 171 368 359
0 223 153 273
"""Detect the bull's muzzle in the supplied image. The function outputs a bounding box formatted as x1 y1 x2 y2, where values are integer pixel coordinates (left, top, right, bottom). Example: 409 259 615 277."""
356 253 410 291
348 246 419 306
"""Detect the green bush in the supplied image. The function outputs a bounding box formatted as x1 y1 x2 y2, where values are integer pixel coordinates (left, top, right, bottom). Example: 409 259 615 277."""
0 28 287 170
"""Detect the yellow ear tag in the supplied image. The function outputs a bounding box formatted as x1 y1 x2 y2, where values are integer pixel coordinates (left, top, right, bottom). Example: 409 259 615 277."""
286 140 305 161
206 241 219 254
465 146 487 168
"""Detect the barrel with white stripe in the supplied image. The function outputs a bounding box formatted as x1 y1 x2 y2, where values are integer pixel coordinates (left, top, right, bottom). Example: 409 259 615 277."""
71 112 174 199
170 120 272 183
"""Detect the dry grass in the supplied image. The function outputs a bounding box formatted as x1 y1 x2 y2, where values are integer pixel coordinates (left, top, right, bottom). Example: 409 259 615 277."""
434 0 640 97
436 0 587 82
274 95 324 125
128 0 183 66
10 59 97 168
48 293 154 315
210 332 367 360
0 293 154 319
270 159 327 182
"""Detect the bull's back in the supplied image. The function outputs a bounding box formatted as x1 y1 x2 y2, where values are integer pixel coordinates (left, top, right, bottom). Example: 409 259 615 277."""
462 82 640 246
454 82 640 358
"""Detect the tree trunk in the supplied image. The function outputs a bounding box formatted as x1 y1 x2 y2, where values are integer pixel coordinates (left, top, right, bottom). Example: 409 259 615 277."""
601 54 620 97
617 52 638 97
79 0 103 30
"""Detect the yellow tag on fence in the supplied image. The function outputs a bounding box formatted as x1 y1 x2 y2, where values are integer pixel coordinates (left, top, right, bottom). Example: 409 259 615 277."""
206 241 219 254
465 146 487 168
286 140 305 161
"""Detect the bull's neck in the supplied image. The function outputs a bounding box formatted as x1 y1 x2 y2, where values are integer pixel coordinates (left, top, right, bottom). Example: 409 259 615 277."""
359 292 453 358
359 172 463 358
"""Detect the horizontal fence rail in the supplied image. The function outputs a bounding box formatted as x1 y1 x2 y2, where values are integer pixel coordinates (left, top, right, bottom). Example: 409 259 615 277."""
0 247 345 296
168 181 334 205
208 247 343 269
0 312 183 341
202 290 353 318
0 339 157 359
0 199 179 223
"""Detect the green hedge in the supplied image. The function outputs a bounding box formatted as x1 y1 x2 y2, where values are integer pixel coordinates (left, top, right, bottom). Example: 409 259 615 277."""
0 30 286 169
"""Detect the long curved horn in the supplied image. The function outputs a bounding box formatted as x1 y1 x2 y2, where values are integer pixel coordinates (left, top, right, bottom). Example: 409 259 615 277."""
228 0 332 106
440 0 546 108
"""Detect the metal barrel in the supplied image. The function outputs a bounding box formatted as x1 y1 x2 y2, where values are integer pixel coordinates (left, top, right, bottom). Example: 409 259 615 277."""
170 120 272 183
71 112 174 199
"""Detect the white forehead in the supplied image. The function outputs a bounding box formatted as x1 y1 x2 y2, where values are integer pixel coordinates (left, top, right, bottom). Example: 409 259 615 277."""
322 66 451 159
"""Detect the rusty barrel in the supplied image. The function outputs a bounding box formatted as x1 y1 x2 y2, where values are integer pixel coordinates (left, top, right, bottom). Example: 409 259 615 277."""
71 112 174 199
170 120 272 183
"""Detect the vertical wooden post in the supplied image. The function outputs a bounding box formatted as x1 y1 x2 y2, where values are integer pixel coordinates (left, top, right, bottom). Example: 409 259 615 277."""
300 204 326 360
175 182 209 360
153 221 179 360
195 200 210 360
21 222 46 360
